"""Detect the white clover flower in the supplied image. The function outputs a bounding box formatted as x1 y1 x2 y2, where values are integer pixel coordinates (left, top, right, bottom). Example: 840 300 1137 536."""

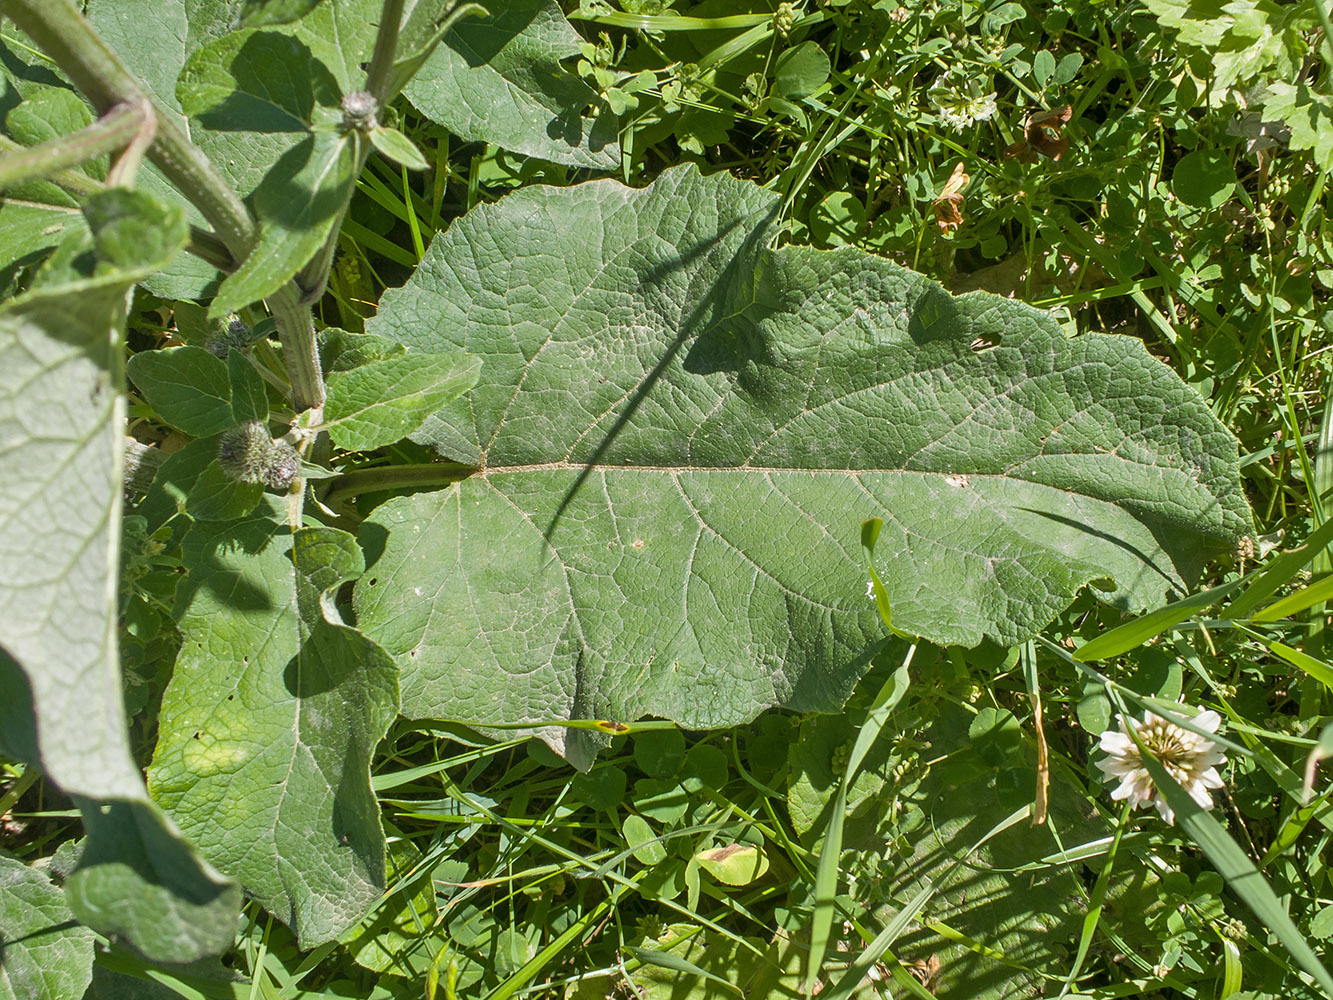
929 79 998 132
1095 709 1227 824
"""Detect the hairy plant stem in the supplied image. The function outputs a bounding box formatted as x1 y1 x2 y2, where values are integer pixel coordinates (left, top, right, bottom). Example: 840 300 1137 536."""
0 134 235 269
104 98 156 187
3 0 326 415
268 285 326 413
289 0 407 366
291 0 405 301
0 134 102 198
186 227 236 271
0 0 256 257
323 462 475 507
365 0 406 107
0 101 147 190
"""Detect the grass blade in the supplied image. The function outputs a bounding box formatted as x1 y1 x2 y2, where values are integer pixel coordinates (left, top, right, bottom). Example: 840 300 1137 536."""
1222 515 1333 621
1249 634 1333 691
626 945 742 995
1074 577 1245 661
1058 802 1129 996
804 645 914 996
1251 573 1333 623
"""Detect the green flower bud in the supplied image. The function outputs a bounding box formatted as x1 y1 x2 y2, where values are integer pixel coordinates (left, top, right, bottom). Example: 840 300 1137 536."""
217 421 273 484
342 90 378 132
262 439 301 490
773 2 794 38
205 315 254 358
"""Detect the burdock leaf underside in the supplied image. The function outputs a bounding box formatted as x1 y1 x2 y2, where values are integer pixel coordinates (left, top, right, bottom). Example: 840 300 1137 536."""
355 165 1250 766
0 189 239 961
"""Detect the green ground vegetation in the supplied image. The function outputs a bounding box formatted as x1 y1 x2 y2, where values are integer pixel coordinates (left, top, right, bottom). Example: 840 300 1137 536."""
4 1 1333 998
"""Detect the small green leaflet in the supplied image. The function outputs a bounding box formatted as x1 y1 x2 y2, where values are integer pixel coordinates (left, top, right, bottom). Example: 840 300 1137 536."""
210 131 358 316
322 352 481 451
127 346 233 436
369 125 430 170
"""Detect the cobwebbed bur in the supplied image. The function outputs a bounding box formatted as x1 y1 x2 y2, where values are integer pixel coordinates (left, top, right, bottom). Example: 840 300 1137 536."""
216 421 272 484
217 421 299 489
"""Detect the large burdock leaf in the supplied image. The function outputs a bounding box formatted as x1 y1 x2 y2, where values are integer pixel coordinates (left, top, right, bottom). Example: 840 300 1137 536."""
148 503 399 946
83 0 242 299
354 165 1250 766
176 29 342 133
0 200 83 272
405 0 619 169
86 0 306 200
0 855 95 1000
176 27 356 315
0 188 239 960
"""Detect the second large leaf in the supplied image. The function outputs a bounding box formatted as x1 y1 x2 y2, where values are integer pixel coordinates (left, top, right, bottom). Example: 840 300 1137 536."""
356 165 1249 762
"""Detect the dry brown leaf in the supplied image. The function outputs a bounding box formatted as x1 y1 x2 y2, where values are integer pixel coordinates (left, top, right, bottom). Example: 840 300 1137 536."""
1004 104 1073 162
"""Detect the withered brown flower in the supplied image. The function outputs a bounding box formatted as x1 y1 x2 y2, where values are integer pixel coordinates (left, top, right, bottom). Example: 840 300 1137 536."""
932 161 970 233
1004 105 1072 162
